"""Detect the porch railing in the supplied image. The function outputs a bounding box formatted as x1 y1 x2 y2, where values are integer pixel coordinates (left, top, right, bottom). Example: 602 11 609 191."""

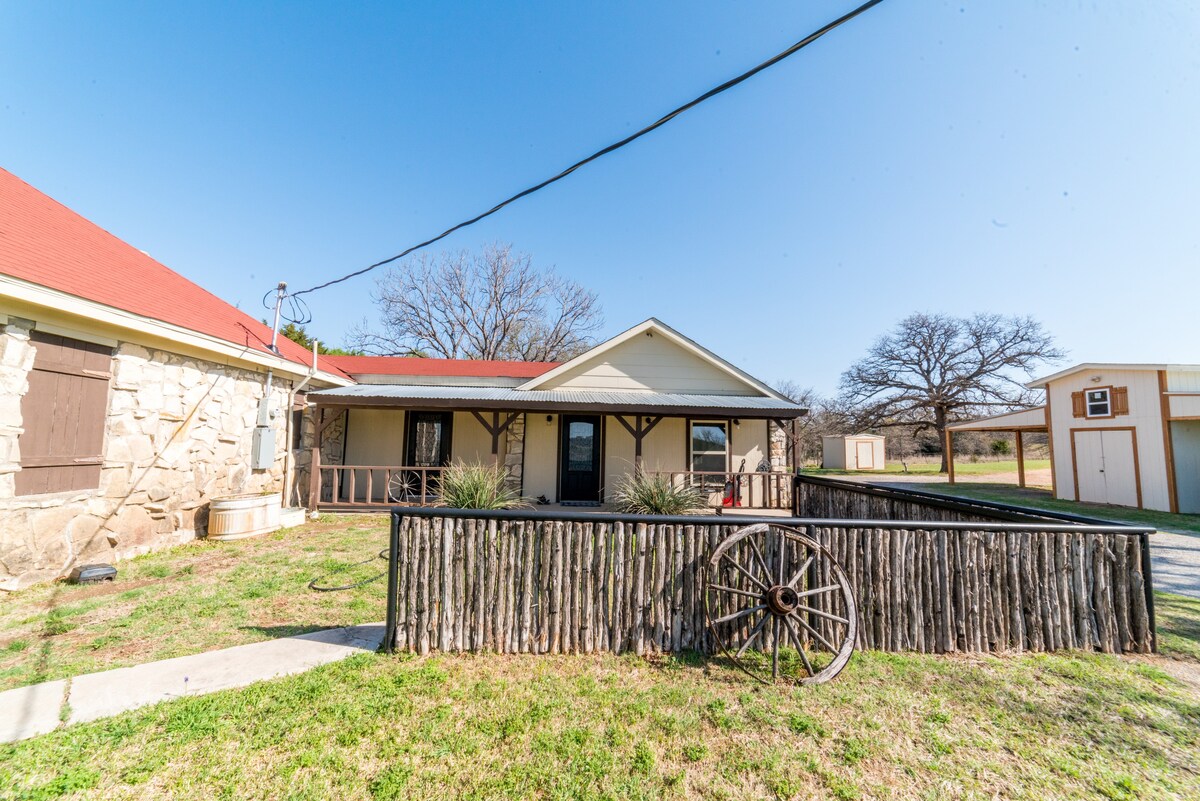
313 463 445 508
655 470 792 510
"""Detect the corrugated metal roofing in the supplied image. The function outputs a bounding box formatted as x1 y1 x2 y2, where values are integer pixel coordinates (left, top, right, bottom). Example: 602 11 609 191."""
308 384 806 415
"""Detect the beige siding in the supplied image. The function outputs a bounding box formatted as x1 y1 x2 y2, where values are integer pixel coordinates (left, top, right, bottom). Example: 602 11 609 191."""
822 436 847 469
731 419 769 473
523 414 559 502
537 333 755 395
1166 370 1200 392
451 411 505 465
343 409 405 466
1047 369 1169 511
603 416 633 501
1169 395 1200 419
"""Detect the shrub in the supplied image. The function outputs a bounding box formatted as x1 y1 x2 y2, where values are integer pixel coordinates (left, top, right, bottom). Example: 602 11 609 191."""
437 461 525 510
612 470 707 515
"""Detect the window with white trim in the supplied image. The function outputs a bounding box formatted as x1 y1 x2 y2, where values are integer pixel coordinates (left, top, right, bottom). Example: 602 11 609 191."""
690 421 728 474
1085 388 1111 418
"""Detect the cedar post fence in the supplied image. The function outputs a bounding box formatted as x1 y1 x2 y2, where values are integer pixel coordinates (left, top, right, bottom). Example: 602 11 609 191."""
384 503 1156 658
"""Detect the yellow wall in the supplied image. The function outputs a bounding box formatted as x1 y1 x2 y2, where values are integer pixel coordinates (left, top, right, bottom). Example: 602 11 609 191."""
451 411 506 465
524 413 559 502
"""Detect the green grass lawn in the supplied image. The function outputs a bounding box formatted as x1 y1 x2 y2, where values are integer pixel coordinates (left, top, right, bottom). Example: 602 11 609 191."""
2 593 1198 800
804 459 1050 477
902 483 1200 535
2 517 1198 799
0 515 389 692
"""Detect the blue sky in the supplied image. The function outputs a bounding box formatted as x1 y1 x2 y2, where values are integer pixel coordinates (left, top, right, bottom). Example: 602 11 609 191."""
2 2 1197 395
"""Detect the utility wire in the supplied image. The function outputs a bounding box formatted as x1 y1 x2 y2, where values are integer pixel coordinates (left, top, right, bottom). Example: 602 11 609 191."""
292 0 885 298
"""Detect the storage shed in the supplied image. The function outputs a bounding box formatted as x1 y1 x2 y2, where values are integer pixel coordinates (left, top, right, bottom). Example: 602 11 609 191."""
822 434 885 471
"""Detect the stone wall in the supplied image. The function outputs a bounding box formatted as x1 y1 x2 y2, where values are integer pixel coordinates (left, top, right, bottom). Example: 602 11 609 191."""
0 319 291 591
769 420 790 471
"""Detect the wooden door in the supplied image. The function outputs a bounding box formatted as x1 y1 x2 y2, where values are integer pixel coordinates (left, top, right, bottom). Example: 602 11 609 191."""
1075 430 1138 507
559 415 601 502
1099 430 1138 508
855 441 874 470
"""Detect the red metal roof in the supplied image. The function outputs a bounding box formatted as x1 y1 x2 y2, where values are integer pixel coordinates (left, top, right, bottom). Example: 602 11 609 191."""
0 168 347 378
323 355 560 378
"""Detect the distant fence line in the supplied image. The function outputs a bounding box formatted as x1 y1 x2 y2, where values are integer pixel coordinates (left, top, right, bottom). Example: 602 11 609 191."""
385 505 1156 658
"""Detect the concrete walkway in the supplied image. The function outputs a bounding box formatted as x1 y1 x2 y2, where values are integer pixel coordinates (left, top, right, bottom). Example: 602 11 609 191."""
0 622 384 744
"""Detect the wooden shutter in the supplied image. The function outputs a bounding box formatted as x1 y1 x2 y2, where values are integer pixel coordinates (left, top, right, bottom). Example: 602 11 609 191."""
15 332 113 496
1112 386 1129 416
1071 391 1086 418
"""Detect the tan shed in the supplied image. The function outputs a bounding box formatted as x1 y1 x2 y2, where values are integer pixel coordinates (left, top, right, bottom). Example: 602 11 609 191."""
822 434 886 471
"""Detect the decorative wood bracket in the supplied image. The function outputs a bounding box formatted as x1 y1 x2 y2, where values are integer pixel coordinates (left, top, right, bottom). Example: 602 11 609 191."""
614 414 664 465
471 411 520 455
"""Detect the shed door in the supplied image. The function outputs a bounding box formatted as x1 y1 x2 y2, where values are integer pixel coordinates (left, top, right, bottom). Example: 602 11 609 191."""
1171 422 1200 514
1075 430 1138 507
854 441 874 470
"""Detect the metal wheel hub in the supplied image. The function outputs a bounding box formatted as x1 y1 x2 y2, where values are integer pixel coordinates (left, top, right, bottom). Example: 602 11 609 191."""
765 585 799 616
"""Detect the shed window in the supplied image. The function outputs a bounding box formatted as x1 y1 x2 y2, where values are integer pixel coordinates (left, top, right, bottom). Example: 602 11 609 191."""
16 331 113 496
690 421 728 474
1085 388 1111 418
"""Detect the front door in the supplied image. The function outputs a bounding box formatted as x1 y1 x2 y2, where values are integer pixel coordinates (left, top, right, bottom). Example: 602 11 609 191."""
405 411 453 492
560 415 602 502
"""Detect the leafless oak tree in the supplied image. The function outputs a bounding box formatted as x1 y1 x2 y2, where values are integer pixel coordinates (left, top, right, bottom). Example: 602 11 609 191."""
349 244 603 361
839 313 1064 472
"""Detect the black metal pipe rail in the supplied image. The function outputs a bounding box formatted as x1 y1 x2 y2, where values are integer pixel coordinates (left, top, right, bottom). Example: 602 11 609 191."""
793 473 1126 526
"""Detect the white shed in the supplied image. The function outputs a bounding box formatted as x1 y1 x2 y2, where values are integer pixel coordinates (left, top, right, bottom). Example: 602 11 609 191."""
822 434 886 471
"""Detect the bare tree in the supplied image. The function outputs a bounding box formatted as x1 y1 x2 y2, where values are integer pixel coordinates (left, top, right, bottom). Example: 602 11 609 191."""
772 381 852 468
349 244 603 361
839 313 1064 472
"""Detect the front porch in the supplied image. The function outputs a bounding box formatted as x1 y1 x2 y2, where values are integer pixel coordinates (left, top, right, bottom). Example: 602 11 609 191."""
302 388 803 512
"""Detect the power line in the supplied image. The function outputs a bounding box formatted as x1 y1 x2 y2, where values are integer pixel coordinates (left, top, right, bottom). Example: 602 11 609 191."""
292 0 886 298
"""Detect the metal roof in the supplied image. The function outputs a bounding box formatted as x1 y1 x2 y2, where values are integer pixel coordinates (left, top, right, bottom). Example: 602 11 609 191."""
947 407 1047 432
307 384 806 418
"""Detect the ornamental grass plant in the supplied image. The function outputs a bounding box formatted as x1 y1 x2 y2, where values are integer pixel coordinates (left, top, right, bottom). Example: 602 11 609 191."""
612 469 707 515
437 461 526 510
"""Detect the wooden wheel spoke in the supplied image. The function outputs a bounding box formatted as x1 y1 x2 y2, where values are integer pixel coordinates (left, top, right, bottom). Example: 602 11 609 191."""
736 613 769 658
795 584 842 600
771 616 781 679
782 615 815 677
709 583 764 602
713 604 765 626
776 534 787 585
787 554 814 590
745 537 774 585
796 604 850 625
720 552 769 592
792 613 839 653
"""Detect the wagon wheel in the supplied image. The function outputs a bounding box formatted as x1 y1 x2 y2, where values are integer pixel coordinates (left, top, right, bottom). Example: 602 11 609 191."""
705 523 857 685
387 471 421 503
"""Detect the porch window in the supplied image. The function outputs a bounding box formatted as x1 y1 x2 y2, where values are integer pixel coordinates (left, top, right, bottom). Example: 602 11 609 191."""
690 421 728 474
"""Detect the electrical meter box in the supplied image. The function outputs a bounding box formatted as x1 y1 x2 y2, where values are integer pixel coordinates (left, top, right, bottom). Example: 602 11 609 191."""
251 426 276 470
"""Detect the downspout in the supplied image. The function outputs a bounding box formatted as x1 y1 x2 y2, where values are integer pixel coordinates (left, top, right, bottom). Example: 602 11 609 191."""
285 341 319 509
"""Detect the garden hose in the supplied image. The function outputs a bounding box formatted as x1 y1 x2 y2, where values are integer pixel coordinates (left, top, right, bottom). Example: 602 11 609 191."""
307 548 389 592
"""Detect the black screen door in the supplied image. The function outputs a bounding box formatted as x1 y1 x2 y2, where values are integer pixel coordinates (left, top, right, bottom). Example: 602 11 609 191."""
559 415 602 502
406 412 453 467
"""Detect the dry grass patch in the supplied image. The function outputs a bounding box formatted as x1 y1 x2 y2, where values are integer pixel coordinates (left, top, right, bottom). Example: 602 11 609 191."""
0 515 388 691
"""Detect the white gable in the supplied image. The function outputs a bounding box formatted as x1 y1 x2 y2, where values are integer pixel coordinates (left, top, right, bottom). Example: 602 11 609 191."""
522 319 780 397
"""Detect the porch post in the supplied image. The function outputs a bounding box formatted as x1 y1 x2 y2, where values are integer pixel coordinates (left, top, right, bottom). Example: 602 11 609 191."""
945 429 956 484
308 447 321 511
1015 430 1026 488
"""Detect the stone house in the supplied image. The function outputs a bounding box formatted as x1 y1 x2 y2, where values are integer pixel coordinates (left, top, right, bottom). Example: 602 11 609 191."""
0 168 349 590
